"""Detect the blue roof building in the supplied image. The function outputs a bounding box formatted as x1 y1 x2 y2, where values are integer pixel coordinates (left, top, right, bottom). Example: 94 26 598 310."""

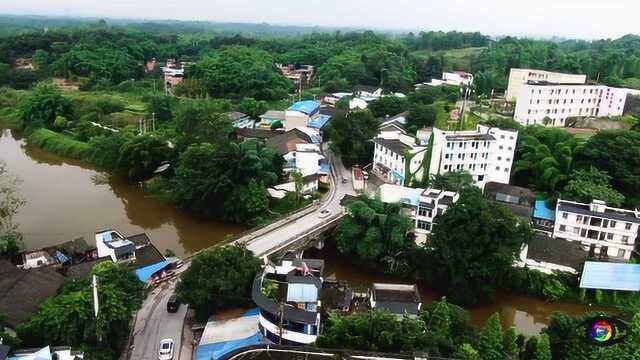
288 101 320 115
534 200 555 221
195 308 262 360
580 261 640 291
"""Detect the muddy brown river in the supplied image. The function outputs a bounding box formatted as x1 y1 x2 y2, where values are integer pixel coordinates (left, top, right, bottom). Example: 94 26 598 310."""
0 127 245 257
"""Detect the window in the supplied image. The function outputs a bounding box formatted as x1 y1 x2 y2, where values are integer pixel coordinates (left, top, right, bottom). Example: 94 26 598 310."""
559 225 566 231
499 145 504 150
577 215 583 222
610 220 617 228
445 154 450 159
625 223 632 230
562 212 568 219
478 175 484 181
618 249 626 258
602 219 608 228
573 227 580 234
607 233 614 240
497 156 502 161
418 206 429 217
623 236 630 244
504 168 509 173
417 220 431 231
495 166 500 171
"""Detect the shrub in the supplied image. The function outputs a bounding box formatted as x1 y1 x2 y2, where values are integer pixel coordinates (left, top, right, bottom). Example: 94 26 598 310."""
28 128 91 160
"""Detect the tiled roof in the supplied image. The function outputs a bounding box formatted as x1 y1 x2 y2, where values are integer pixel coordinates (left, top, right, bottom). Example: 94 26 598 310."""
372 138 412 155
265 129 313 155
527 234 587 270
0 260 66 328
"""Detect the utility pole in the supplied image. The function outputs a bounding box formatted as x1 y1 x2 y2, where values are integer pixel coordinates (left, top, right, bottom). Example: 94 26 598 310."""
92 275 101 341
278 302 284 345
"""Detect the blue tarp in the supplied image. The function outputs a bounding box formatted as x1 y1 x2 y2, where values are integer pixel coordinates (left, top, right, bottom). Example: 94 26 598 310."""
135 260 170 282
319 163 330 174
195 333 262 360
580 261 640 291
534 200 555 221
54 250 70 264
288 100 320 114
307 114 332 129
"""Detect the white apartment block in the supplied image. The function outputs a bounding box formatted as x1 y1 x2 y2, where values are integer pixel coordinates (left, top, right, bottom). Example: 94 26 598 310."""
372 119 517 189
513 83 638 127
378 184 459 244
553 199 640 261
506 68 586 101
427 125 518 190
372 114 429 186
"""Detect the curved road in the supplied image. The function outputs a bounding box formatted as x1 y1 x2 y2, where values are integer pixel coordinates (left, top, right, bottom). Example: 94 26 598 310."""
245 148 355 256
128 145 354 360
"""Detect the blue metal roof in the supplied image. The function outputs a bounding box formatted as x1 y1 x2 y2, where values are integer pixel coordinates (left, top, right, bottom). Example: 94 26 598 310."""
534 200 555 221
307 114 332 129
195 333 262 360
319 162 330 174
135 260 170 282
288 100 320 114
580 261 640 291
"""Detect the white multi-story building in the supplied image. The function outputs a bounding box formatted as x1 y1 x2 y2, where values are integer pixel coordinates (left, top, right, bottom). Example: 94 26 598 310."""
372 114 429 186
513 82 639 127
427 125 518 190
378 184 459 243
553 199 640 261
506 68 587 101
373 118 517 189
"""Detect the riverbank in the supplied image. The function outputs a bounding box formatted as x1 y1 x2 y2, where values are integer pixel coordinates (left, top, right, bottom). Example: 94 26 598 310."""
0 125 246 257
307 245 609 336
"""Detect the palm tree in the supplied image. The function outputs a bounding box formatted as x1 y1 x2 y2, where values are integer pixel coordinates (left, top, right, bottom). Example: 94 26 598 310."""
514 126 583 193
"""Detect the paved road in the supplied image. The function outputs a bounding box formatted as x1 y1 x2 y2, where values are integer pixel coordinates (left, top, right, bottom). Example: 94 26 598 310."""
245 148 355 256
128 146 354 360
129 277 188 360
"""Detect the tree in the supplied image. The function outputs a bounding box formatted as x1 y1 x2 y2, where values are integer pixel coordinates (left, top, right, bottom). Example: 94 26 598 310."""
502 327 519 359
575 130 640 206
428 189 533 305
176 244 260 320
144 94 173 122
270 120 283 130
86 133 129 170
174 100 233 148
514 126 583 193
17 262 143 356
407 103 437 131
316 310 429 353
562 167 624 207
189 46 291 100
534 334 551 360
238 98 268 119
117 135 172 181
368 96 408 118
0 161 25 258
173 140 281 222
429 171 475 192
336 195 413 274
482 117 521 130
19 82 73 128
327 110 379 166
477 313 505 360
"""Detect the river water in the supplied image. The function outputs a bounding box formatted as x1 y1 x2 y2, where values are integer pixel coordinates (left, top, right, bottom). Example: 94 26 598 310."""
311 242 603 337
0 127 245 257
1 125 600 335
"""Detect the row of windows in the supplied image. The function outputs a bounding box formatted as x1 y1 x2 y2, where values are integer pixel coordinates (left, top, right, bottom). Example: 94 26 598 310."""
417 220 432 231
561 213 635 230
527 107 599 116
558 225 632 245
531 88 604 96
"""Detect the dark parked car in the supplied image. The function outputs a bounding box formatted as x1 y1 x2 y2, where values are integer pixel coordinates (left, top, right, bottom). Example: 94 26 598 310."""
167 295 180 313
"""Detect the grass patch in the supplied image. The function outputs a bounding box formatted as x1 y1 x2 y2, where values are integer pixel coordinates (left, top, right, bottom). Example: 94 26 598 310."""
28 128 91 160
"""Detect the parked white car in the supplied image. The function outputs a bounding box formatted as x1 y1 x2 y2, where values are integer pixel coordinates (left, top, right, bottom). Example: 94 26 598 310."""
158 338 175 360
